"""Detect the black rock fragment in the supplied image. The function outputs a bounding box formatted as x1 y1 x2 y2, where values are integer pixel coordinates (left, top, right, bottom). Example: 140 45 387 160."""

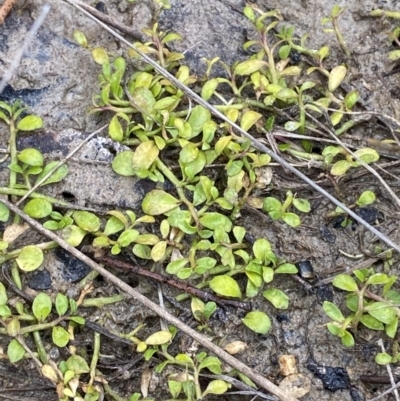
55 248 91 282
29 269 52 290
307 358 350 391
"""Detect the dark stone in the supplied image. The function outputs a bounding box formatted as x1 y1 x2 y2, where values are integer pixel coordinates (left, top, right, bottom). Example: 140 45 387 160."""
355 207 380 224
29 269 52 290
55 248 92 282
320 225 336 244
316 284 334 303
296 260 315 280
307 357 351 391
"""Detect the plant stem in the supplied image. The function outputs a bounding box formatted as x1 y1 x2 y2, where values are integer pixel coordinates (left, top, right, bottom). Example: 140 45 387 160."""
155 158 200 227
333 19 351 57
0 187 73 207
33 330 48 364
89 332 100 386
82 295 124 308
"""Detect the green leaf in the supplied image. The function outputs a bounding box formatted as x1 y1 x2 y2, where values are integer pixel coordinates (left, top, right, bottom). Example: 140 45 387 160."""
368 302 397 324
202 380 230 396
117 229 140 247
32 293 52 321
242 311 271 334
386 317 398 339
73 211 100 232
132 244 152 259
66 355 90 374
331 160 351 176
323 301 344 322
8 339 25 363
198 356 222 374
209 275 242 298
16 245 43 272
263 197 282 213
132 140 159 170
55 293 69 316
112 150 135 176
151 240 167 262
17 115 43 131
61 225 87 247
375 352 392 365
36 162 68 185
92 47 109 65
23 199 52 219
328 65 347 92
73 30 87 47
366 273 389 285
240 110 262 131
341 331 355 347
166 258 189 275
0 282 7 305
235 59 267 75
52 326 70 347
360 315 384 330
199 212 232 232
104 216 125 236
263 288 289 309
142 190 180 216
332 274 358 292
282 213 301 227
292 198 311 213
109 114 124 142
0 202 10 222
145 330 172 345
353 148 379 164
356 190 376 206
18 148 43 166
201 78 219 100
275 263 297 274
0 305 11 318
188 106 211 137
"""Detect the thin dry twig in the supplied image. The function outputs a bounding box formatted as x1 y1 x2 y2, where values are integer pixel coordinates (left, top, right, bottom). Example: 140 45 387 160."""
0 5 50 93
377 339 400 401
15 124 108 206
0 199 298 401
306 110 400 211
61 0 400 253
90 252 253 311
66 0 141 40
368 380 400 401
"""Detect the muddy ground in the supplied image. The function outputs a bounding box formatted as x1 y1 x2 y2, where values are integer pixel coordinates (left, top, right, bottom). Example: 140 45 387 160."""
1 0 400 400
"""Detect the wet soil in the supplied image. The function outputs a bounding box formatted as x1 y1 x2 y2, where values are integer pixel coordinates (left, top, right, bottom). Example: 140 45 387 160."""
1 1 400 401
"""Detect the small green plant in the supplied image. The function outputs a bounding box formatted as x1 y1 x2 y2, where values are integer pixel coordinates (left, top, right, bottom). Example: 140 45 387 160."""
322 5 351 57
370 9 400 62
324 268 400 350
262 190 311 227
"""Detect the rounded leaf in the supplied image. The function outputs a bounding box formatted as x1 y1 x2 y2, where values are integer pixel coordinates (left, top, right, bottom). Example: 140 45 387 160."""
356 190 376 206
235 59 267 75
17 148 43 166
242 311 271 334
328 65 347 92
323 301 344 322
52 326 70 347
375 352 392 365
73 30 87 47
32 292 52 321
16 245 43 272
209 275 242 298
202 380 230 396
55 293 69 316
151 240 167 262
23 199 52 219
142 190 180 215
145 330 172 345
92 47 109 65
7 339 25 363
109 115 124 142
332 274 358 292
66 355 90 374
17 115 43 131
112 150 135 176
73 211 100 232
368 302 397 324
240 110 262 132
263 288 289 309
282 213 301 227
